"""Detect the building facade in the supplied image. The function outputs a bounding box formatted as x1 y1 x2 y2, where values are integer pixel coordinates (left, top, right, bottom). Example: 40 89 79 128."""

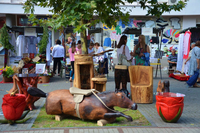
0 0 200 61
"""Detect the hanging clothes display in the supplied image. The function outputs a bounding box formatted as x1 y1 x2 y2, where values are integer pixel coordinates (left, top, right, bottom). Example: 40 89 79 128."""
16 35 26 56
183 31 191 59
9 33 16 56
37 37 41 44
46 31 52 65
25 36 38 55
103 38 111 47
176 34 184 72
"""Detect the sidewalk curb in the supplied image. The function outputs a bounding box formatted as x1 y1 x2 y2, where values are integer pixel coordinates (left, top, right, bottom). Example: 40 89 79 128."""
27 99 45 129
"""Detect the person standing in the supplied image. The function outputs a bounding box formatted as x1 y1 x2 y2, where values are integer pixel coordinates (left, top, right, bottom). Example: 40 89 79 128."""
184 43 195 75
52 39 64 76
116 35 133 97
117 35 133 66
68 42 78 82
133 35 150 66
185 43 196 65
188 41 200 87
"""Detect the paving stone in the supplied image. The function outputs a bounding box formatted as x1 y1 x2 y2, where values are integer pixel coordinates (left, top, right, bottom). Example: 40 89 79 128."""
0 69 200 132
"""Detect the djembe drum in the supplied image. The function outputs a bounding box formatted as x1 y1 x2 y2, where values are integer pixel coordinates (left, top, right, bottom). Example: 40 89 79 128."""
114 65 130 93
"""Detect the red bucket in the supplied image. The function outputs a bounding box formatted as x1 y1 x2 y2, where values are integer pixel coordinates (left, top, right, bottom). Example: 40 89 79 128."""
156 92 185 123
2 94 26 120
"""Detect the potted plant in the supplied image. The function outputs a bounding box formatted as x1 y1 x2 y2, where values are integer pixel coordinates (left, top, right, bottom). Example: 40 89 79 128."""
38 69 51 83
0 66 15 82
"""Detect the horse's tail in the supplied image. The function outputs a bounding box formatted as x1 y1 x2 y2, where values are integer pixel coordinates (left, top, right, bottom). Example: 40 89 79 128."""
27 87 47 98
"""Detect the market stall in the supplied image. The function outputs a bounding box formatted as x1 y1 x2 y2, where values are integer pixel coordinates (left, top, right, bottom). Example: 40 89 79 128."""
2 25 52 83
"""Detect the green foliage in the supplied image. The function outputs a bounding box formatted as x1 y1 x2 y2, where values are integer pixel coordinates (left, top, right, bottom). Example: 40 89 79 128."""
38 25 49 54
32 105 150 128
23 0 186 52
0 66 14 78
0 24 15 52
23 0 186 32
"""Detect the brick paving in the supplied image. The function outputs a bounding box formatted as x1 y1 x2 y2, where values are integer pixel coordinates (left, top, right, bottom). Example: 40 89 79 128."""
0 67 200 132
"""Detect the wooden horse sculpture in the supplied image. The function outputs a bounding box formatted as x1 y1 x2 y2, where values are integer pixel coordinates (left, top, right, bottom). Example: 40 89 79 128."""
27 87 137 124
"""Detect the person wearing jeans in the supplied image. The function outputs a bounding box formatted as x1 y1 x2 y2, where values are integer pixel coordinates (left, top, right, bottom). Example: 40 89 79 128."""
52 39 64 76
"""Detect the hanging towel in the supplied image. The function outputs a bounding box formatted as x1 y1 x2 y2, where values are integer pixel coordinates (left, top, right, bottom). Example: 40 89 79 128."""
176 34 184 72
183 31 191 59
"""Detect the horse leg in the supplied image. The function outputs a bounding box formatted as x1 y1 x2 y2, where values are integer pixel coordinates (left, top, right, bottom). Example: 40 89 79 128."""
104 112 132 121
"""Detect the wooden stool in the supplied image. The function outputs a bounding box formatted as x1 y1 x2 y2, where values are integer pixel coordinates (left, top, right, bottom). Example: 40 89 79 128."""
91 77 107 92
114 65 128 91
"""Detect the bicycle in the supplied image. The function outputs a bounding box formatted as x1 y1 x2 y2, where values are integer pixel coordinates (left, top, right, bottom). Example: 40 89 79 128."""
107 53 115 72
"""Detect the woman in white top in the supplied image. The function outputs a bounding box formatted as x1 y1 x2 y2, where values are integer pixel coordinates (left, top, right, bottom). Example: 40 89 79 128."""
117 35 133 65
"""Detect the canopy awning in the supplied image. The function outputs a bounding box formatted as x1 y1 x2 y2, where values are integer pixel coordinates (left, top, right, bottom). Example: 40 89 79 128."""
179 27 200 34
122 27 163 36
11 26 43 33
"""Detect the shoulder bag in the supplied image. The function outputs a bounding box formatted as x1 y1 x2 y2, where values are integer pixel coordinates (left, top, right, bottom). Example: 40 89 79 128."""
118 45 132 66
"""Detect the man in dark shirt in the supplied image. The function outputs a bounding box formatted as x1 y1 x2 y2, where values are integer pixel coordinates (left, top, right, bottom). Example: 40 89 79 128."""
168 49 177 69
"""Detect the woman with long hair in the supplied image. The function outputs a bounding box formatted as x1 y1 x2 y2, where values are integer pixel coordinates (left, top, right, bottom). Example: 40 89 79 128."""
116 35 133 97
117 35 133 65
133 35 150 65
68 41 78 82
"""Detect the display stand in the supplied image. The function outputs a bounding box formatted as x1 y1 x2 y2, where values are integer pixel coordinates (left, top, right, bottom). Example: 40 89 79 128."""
154 23 168 79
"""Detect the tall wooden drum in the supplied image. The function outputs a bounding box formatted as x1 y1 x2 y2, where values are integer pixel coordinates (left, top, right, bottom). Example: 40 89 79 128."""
115 65 129 91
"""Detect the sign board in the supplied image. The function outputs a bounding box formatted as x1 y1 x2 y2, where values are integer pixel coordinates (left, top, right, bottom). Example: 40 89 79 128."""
24 28 36 36
36 64 46 74
142 27 153 35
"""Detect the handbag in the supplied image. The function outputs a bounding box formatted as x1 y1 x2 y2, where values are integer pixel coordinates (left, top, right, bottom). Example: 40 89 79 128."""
118 45 132 66
186 69 199 87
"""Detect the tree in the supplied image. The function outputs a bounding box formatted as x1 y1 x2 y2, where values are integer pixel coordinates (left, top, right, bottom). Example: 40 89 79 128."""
0 24 15 67
23 0 186 53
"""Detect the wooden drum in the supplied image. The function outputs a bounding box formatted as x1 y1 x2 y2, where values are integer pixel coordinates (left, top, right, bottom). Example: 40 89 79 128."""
114 65 129 91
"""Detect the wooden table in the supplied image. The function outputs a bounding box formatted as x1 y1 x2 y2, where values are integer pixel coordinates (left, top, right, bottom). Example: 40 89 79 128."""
16 74 40 110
